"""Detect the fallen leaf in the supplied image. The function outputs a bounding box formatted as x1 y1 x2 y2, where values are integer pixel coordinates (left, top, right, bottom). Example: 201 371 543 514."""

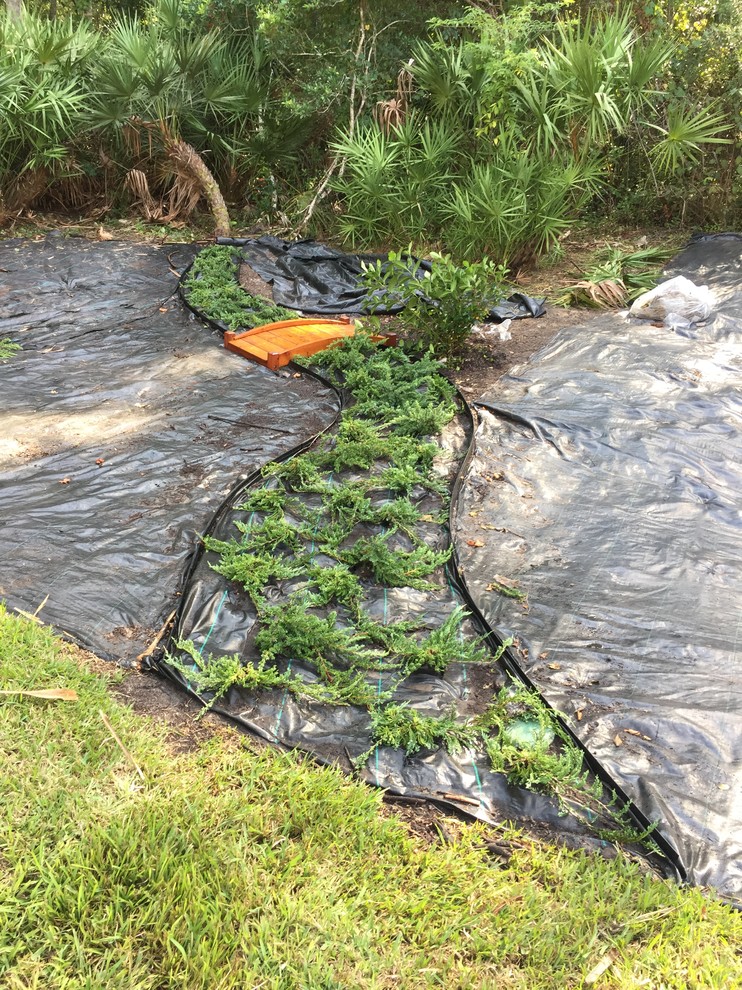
642 735 652 741
614 734 623 747
0 688 78 701
158 306 169 313
576 709 584 721
293 373 302 378
467 539 485 547
585 952 614 984
625 728 641 737
59 477 71 484
538 652 549 660
468 510 480 517
97 227 114 241
95 458 105 466
547 662 561 670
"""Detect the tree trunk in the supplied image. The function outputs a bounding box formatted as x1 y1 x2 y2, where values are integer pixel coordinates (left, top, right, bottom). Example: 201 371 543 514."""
165 139 230 239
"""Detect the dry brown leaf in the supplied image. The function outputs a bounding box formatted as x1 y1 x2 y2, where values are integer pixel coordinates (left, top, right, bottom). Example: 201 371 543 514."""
576 709 584 721
95 457 105 466
625 728 641 737
0 688 78 701
614 734 623 747
59 477 71 484
467 539 485 547
585 952 614 984
547 662 561 670
97 227 114 241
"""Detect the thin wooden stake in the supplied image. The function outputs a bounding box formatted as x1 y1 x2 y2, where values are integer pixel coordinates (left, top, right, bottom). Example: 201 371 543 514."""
99 709 145 782
135 609 177 662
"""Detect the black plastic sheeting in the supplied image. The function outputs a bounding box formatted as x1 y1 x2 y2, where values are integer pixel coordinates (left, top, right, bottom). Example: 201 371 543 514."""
162 385 676 869
0 234 682 881
222 235 546 322
0 236 338 662
458 234 742 899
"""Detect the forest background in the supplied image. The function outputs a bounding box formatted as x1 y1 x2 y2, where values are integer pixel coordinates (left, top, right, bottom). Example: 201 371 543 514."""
1 0 741 269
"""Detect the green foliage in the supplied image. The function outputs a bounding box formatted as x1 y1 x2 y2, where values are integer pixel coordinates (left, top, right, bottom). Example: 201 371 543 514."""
169 638 299 708
235 485 287 517
558 246 675 308
396 607 488 677
182 245 294 330
203 540 305 603
368 703 478 757
478 684 593 800
306 564 364 608
339 534 451 590
4 606 742 989
255 603 378 669
0 11 97 208
262 453 329 493
0 339 21 360
330 7 732 260
362 249 508 356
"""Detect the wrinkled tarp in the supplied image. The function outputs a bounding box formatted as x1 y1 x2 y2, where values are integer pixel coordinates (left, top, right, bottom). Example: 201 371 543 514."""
0 236 338 662
221 235 546 322
163 401 669 863
0 234 677 874
456 234 742 898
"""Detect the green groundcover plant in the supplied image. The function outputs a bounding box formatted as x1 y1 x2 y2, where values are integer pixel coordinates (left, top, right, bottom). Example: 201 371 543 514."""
170 263 662 846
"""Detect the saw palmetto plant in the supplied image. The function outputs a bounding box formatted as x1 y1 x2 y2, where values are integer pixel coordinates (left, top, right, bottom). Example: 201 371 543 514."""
558 246 674 309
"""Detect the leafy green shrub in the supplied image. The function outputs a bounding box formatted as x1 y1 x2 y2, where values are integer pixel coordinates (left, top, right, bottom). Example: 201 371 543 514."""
367 703 478 757
557 246 674 308
0 339 21 360
256 604 377 668
0 11 98 213
362 249 508 357
477 684 593 799
339 534 451 590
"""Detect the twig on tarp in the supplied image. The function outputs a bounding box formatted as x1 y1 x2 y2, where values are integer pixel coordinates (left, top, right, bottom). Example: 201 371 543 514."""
206 414 293 435
99 709 145 781
13 594 49 625
135 609 177 663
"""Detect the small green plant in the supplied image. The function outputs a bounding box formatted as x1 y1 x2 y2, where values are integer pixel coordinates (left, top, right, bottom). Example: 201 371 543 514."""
340 534 451 590
362 249 509 357
306 564 364 608
233 516 308 555
169 639 300 711
478 685 592 799
558 246 674 308
235 486 287 517
204 541 306 604
183 246 295 330
262 453 330 493
397 607 488 676
256 603 379 668
0 338 21 360
365 703 478 758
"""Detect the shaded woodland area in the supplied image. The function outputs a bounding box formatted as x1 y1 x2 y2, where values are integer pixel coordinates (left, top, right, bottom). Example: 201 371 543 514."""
1 0 740 264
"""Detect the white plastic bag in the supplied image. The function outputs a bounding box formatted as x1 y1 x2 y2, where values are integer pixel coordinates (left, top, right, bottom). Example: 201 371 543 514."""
629 275 715 324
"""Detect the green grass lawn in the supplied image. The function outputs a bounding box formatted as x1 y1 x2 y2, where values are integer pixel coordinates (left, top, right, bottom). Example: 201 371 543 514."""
1 604 740 989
